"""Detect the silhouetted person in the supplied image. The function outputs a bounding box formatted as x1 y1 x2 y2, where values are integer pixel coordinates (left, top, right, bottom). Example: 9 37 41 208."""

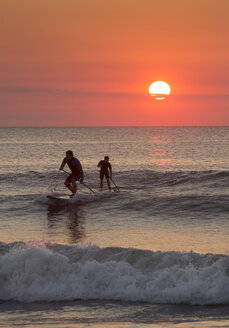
97 156 112 191
59 150 84 197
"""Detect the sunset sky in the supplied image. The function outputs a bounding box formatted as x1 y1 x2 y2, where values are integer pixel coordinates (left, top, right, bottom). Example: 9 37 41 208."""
0 0 228 126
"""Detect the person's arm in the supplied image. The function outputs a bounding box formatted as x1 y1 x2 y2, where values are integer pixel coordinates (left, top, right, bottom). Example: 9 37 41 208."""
76 159 84 183
109 163 112 179
59 158 67 170
97 161 101 168
79 168 84 183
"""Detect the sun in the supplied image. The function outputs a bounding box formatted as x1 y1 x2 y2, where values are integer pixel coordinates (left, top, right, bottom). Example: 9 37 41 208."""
149 81 171 100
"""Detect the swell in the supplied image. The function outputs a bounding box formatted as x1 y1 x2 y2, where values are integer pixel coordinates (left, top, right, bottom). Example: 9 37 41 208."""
1 170 228 216
119 170 229 189
1 169 228 184
121 194 229 216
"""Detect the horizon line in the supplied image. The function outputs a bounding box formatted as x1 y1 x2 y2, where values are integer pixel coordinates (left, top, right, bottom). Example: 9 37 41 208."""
0 125 228 128
0 87 229 98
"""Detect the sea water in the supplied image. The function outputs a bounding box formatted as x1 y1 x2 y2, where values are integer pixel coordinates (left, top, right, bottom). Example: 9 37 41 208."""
0 126 229 327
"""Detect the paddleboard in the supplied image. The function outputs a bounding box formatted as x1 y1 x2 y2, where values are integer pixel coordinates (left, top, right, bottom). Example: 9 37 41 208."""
47 194 72 201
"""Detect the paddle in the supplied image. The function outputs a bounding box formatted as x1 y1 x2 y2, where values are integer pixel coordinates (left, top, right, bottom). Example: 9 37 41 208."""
81 182 96 194
60 169 96 194
110 177 120 192
61 169 70 175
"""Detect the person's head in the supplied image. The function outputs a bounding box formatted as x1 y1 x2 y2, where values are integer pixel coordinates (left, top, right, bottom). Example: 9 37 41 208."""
66 150 73 161
104 156 109 162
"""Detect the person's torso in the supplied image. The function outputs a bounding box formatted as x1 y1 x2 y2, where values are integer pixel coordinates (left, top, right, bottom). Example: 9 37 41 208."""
99 160 111 172
68 157 82 174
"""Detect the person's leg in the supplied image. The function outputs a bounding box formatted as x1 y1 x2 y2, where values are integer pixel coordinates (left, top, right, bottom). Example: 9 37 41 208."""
64 180 74 194
64 174 75 195
105 176 111 191
106 175 111 191
100 172 104 191
71 177 77 195
100 178 103 191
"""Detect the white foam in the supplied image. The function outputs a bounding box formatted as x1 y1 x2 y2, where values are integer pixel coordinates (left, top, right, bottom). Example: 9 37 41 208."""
0 243 229 304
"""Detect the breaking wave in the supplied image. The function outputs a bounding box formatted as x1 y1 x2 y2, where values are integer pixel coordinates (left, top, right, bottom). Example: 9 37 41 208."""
0 242 229 305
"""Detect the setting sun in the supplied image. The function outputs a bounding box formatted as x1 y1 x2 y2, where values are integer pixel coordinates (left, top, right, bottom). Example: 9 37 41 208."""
149 81 171 100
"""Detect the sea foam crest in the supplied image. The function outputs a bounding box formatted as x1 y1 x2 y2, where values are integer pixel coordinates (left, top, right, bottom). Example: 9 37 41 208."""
0 243 229 304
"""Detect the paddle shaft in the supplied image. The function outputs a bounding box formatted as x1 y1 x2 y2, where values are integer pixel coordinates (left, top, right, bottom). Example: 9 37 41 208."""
82 182 96 194
62 169 70 175
61 169 96 194
110 178 120 192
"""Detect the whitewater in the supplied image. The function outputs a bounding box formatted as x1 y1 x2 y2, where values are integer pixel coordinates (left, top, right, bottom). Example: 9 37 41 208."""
1 242 229 305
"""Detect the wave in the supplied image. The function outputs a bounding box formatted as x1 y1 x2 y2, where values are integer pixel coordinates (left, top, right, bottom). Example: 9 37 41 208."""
119 169 229 189
0 242 229 305
122 194 229 216
1 169 228 185
0 171 60 184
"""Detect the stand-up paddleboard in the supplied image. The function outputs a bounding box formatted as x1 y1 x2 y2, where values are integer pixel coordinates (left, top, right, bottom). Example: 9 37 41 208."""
47 194 72 201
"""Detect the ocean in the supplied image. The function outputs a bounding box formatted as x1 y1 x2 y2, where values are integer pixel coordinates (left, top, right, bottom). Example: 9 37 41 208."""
0 126 229 328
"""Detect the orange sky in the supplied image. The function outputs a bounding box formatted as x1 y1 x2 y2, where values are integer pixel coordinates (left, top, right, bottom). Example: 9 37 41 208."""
0 0 228 126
